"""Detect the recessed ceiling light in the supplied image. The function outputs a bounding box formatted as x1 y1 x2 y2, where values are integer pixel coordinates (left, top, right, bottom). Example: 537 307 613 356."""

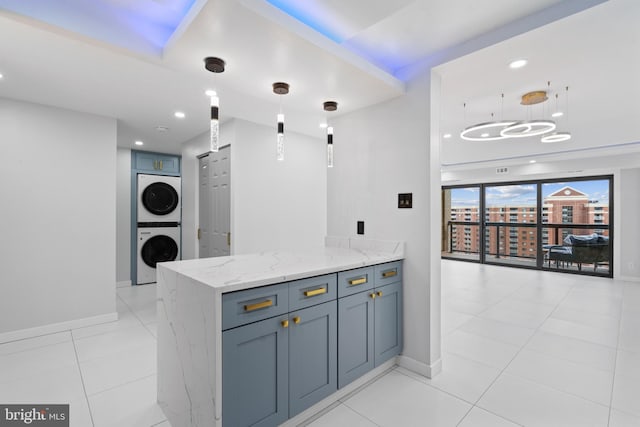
509 59 527 69
319 123 328 129
174 111 186 119
135 140 144 146
443 133 452 139
205 89 217 97
529 160 536 164
551 111 564 118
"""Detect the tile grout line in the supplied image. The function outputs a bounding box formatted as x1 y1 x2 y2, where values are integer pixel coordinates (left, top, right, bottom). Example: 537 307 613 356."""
469 278 579 413
606 282 626 427
70 330 96 427
117 291 158 339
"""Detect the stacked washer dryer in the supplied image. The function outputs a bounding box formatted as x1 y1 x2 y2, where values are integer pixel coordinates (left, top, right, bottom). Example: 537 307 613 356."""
137 174 181 285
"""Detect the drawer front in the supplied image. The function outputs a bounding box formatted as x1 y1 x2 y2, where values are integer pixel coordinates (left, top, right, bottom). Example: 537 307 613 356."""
222 283 289 330
337 266 374 298
289 274 337 311
374 261 402 287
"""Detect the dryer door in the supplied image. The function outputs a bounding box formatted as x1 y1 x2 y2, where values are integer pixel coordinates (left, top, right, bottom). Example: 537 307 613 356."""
141 235 179 268
141 182 179 217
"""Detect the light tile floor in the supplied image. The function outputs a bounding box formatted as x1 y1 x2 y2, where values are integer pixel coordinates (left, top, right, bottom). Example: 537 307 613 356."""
1 261 639 426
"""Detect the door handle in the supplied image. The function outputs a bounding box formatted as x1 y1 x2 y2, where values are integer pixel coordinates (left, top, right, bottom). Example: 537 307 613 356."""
227 232 231 246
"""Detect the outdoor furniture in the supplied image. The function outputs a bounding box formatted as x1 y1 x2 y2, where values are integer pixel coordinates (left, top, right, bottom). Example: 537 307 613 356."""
546 233 609 271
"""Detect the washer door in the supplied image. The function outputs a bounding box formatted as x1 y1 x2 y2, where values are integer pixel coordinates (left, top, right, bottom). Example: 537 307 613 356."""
141 182 179 216
141 235 179 268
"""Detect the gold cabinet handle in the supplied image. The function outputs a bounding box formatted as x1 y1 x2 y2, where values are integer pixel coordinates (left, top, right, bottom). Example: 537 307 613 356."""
159 160 163 170
244 300 273 312
281 320 289 328
349 277 367 286
370 293 376 299
377 291 383 297
227 232 231 247
382 270 397 278
153 160 157 170
293 316 301 324
197 228 201 240
304 287 327 297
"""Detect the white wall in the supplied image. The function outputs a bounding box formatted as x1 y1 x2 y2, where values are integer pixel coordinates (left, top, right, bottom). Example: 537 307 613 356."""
619 168 640 280
116 147 131 283
181 118 326 258
0 98 117 339
327 71 442 376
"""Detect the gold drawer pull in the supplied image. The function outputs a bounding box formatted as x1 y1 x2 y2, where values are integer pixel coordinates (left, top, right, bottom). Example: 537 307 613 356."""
382 270 397 278
349 277 367 286
370 293 376 299
281 320 289 328
293 316 301 324
304 287 327 297
244 299 273 312
377 291 383 297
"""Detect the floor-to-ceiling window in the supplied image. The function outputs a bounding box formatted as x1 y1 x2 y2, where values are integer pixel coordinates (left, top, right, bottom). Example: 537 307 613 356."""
442 186 480 261
442 176 612 277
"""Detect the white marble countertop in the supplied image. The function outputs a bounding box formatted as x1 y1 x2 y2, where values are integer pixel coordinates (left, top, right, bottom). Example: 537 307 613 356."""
157 237 403 294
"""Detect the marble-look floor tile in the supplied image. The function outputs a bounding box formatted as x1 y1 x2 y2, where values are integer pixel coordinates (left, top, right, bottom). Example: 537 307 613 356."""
525 331 616 371
0 341 78 384
458 316 536 347
478 303 552 329
442 310 474 335
343 370 471 427
609 409 640 427
0 331 71 355
306 403 377 427
74 323 156 362
397 353 500 404
505 348 613 405
457 407 521 427
0 364 85 403
88 375 166 427
539 317 618 348
478 374 610 427
444 330 521 369
618 315 640 353
80 340 157 395
612 350 640 418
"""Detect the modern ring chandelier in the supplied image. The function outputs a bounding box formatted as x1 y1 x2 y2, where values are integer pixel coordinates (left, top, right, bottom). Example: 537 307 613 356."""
460 87 571 143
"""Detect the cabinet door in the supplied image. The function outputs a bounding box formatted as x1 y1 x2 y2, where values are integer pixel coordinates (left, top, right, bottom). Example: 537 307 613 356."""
374 281 403 367
288 302 337 417
222 316 289 427
156 154 180 173
337 291 374 388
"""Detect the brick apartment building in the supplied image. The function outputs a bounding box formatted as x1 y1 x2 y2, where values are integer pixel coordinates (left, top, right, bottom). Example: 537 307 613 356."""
448 186 609 258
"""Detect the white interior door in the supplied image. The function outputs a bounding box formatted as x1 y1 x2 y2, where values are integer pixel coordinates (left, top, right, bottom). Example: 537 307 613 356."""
209 147 231 257
198 155 211 258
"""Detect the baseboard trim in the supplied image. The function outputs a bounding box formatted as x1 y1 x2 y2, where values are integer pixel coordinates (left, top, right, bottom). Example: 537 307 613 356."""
617 275 640 282
117 280 132 288
397 355 442 379
0 312 119 344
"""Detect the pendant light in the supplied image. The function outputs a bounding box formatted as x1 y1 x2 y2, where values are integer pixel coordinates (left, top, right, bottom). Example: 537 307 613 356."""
273 82 290 161
541 86 572 143
323 101 338 168
204 57 225 152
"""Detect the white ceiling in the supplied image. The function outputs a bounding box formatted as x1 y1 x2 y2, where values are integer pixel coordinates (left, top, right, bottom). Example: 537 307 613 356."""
0 0 636 160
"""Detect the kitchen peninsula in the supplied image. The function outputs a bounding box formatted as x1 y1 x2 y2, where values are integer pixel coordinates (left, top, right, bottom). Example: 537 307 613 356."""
157 237 404 427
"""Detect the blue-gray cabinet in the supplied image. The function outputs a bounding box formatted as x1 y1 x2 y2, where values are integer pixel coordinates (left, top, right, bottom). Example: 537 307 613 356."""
221 263 401 426
288 301 337 416
337 290 374 388
222 315 289 427
337 261 403 388
133 151 180 174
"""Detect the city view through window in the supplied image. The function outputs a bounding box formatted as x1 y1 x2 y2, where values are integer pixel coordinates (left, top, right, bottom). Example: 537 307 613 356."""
442 177 612 277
